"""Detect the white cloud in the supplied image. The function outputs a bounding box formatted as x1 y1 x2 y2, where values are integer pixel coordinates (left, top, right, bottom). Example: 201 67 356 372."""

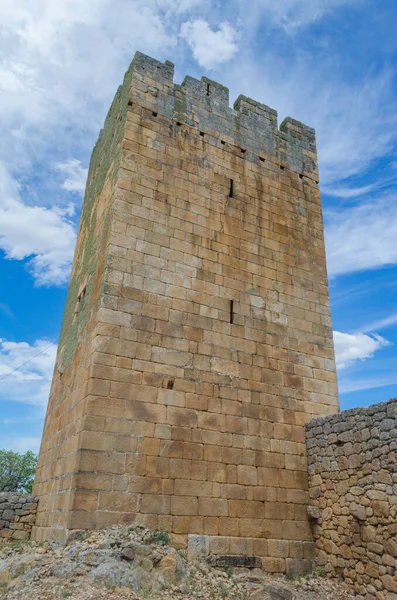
333 330 390 370
325 198 397 278
55 159 88 194
0 163 76 286
180 19 239 69
0 338 57 409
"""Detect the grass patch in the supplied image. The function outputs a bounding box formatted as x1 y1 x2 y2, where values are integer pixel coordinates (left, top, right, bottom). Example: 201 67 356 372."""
149 529 170 546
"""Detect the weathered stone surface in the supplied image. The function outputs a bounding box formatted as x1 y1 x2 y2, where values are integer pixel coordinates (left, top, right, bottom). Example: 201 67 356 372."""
306 506 321 521
382 575 397 593
306 397 397 598
250 584 294 600
285 558 314 576
350 504 367 521
208 555 262 568
187 535 210 560
0 493 38 541
31 50 338 571
120 547 135 561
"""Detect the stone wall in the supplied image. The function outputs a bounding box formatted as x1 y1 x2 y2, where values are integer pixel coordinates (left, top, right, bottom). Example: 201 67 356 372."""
306 399 397 599
33 50 339 564
0 493 38 541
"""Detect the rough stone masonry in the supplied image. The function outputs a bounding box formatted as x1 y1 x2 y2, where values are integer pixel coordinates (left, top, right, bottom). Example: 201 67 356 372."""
0 493 38 541
32 51 339 572
306 399 397 598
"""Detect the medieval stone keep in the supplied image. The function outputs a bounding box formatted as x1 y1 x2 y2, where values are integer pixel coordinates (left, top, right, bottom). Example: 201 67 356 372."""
32 52 339 571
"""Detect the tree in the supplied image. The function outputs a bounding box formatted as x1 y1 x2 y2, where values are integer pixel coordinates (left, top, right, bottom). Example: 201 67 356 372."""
0 449 37 494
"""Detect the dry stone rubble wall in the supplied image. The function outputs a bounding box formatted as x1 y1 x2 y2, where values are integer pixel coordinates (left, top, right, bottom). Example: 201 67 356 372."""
0 492 38 541
306 398 397 599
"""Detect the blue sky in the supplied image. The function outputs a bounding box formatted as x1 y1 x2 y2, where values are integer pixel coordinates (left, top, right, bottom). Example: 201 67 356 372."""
1 0 397 453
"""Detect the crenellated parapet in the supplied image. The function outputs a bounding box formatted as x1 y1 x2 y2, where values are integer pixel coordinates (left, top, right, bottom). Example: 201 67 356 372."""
127 51 318 179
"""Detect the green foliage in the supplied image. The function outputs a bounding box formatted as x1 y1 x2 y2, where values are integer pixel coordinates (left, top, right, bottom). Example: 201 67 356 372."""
285 571 295 581
0 449 37 494
223 565 232 578
74 531 86 542
149 529 170 546
61 591 72 599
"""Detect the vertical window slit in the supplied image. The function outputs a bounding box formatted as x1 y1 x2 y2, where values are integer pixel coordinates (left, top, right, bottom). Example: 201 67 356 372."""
229 179 234 198
230 300 234 324
206 83 210 96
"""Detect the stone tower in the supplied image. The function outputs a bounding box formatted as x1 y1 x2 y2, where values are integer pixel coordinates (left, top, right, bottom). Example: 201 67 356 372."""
33 52 339 571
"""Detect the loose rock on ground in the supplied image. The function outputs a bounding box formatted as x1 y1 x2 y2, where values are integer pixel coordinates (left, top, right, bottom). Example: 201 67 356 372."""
0 525 353 600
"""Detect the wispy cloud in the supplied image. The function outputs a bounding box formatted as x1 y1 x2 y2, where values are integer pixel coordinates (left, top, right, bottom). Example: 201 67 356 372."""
0 302 15 319
338 374 397 394
322 183 378 199
359 312 397 334
325 196 397 278
230 0 363 35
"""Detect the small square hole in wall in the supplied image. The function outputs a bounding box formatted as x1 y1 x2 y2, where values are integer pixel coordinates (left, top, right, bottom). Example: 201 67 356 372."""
177 121 182 127
299 174 303 179
152 111 158 117
167 378 175 390
200 131 205 137
128 101 133 106
221 140 226 145
241 148 246 154
259 156 265 162
280 165 285 170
